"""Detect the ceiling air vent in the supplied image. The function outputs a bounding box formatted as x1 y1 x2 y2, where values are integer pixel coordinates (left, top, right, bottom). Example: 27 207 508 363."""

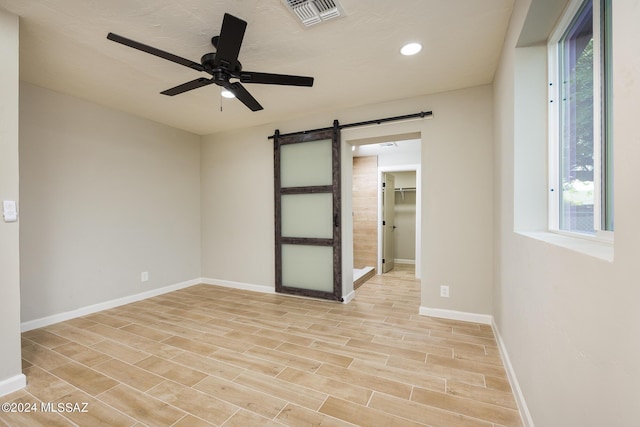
282 0 344 27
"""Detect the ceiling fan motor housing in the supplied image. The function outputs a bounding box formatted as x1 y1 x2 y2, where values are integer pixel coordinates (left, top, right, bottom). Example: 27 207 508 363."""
201 53 242 76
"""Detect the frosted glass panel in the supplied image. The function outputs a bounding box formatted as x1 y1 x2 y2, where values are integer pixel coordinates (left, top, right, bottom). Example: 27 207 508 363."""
282 245 334 292
281 139 332 187
282 193 333 238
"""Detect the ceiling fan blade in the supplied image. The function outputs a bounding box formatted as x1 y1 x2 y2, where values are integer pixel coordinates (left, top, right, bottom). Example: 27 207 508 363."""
240 71 314 87
161 78 214 96
214 14 247 68
224 82 263 111
107 32 204 72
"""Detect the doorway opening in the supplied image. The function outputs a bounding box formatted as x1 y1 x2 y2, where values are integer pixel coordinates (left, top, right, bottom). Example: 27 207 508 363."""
381 169 418 274
351 138 421 289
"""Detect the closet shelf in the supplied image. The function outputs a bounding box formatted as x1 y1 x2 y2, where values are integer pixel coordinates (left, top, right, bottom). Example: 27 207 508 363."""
394 187 416 200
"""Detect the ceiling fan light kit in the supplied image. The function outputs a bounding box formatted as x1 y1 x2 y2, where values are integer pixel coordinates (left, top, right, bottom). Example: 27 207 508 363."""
107 13 314 112
220 89 235 99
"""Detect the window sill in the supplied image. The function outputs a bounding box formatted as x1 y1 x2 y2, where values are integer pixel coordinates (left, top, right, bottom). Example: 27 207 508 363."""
516 231 614 262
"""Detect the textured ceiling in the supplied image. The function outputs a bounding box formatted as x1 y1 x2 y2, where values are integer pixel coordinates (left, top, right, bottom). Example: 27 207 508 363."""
0 0 514 135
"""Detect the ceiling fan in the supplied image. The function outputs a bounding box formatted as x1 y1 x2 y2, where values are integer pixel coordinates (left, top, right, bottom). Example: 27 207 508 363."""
107 13 314 111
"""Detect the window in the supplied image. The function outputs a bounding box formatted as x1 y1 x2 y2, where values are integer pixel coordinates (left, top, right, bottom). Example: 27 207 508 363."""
548 0 612 238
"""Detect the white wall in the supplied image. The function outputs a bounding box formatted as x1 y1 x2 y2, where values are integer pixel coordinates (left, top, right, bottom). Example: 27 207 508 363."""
377 139 422 168
493 0 640 425
19 83 202 324
0 8 26 396
393 171 417 262
392 171 417 189
201 85 494 315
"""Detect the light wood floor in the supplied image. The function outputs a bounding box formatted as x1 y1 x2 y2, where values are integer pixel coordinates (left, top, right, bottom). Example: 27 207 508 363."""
1 266 522 426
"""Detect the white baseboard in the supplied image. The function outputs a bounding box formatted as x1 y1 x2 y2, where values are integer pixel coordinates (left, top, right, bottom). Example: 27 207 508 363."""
21 277 315 332
0 374 26 397
420 306 532 426
341 290 356 304
203 278 357 305
419 306 493 325
21 278 202 332
492 319 535 427
395 259 416 265
201 278 275 294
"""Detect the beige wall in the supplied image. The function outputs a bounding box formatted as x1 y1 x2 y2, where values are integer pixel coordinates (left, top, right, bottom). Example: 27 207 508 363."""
419 86 494 314
0 8 25 394
200 126 275 289
201 84 494 314
19 83 202 323
493 0 640 425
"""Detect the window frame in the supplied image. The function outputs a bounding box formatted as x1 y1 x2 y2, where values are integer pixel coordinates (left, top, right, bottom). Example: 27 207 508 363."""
547 0 613 242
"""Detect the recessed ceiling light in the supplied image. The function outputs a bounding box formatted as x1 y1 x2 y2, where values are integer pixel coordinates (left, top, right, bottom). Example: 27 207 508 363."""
221 89 235 98
401 42 422 56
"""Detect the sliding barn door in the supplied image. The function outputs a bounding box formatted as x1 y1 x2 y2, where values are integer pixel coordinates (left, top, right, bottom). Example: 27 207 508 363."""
274 123 342 301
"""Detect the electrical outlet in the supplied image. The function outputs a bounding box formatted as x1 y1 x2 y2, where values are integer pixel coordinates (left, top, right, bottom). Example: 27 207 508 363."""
141 272 149 282
440 285 450 298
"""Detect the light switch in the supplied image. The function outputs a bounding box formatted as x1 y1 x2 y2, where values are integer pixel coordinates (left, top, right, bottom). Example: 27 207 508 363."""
3 200 18 223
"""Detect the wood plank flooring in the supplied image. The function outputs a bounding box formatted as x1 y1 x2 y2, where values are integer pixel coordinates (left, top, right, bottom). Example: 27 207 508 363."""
1 265 522 426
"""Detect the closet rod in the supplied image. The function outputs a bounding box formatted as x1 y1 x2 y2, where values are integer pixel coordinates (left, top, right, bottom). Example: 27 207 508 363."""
268 110 433 140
